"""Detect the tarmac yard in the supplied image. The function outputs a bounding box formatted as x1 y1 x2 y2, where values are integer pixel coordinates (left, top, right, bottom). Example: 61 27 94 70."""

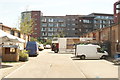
0 49 119 78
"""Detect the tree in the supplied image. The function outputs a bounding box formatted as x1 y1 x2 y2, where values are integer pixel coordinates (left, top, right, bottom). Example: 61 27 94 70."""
52 30 65 38
30 37 38 42
59 30 65 37
19 16 34 35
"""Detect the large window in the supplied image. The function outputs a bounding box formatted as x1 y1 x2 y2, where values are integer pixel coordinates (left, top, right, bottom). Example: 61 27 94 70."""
11 30 15 35
58 19 64 22
5 48 16 54
48 28 53 31
41 18 47 22
83 20 90 23
41 28 46 31
48 33 53 36
103 20 106 24
18 32 21 38
42 23 47 27
48 18 54 22
48 23 53 27
34 28 37 30
53 28 57 31
42 32 47 36
54 23 59 27
61 23 65 27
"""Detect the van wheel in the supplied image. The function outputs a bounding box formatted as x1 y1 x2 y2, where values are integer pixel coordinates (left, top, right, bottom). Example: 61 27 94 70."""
101 55 107 59
80 55 85 60
54 49 58 53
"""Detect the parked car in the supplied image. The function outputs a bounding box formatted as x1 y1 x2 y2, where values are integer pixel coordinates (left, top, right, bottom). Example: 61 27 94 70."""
26 41 39 57
45 45 51 49
38 44 44 51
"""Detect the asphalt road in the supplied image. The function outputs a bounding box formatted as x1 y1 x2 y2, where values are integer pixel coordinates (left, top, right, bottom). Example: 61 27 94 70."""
4 49 118 78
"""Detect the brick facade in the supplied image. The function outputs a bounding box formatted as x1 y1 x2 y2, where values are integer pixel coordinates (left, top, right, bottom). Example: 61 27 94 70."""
82 24 120 57
0 24 30 48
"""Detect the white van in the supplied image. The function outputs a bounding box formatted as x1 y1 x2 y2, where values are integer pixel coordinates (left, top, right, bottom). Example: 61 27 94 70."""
75 44 108 59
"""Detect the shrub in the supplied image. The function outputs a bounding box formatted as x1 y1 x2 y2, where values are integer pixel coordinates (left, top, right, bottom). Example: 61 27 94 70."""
19 50 29 62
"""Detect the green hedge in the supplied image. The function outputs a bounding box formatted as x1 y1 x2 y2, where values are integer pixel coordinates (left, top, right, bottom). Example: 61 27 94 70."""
19 50 29 62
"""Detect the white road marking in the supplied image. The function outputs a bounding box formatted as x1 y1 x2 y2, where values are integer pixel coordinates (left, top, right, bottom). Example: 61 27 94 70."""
4 62 28 78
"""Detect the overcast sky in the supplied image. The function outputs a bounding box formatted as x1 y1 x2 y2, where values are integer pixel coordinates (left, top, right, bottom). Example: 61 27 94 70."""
0 0 116 28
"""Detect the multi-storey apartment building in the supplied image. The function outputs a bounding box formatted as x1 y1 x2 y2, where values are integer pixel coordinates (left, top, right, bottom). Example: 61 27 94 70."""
89 13 114 30
21 11 42 38
114 0 120 24
21 11 114 39
77 15 94 36
41 16 66 39
65 15 80 37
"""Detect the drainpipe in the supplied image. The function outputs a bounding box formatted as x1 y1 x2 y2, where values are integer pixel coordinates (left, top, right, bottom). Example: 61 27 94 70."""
118 24 120 52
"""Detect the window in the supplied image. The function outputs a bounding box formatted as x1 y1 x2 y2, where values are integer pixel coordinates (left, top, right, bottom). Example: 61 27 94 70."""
34 33 37 34
79 20 82 22
54 23 59 27
53 19 57 22
67 24 70 26
85 29 88 32
10 48 16 52
48 23 53 27
67 28 70 30
48 33 53 36
83 20 90 23
42 23 47 27
67 19 70 21
79 29 81 31
97 48 104 53
35 18 37 21
42 32 47 36
35 24 37 25
61 24 65 27
103 20 106 24
5 48 16 54
41 18 47 22
95 20 100 23
48 18 53 22
96 16 101 19
5 48 10 54
58 19 64 22
111 20 114 23
103 25 106 28
72 24 76 26
100 25 102 28
48 28 53 31
35 28 37 30
72 28 75 30
72 19 75 21
100 20 102 23
101 16 105 19
41 28 46 31
54 28 57 31
34 14 38 16
18 32 21 38
11 30 15 35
